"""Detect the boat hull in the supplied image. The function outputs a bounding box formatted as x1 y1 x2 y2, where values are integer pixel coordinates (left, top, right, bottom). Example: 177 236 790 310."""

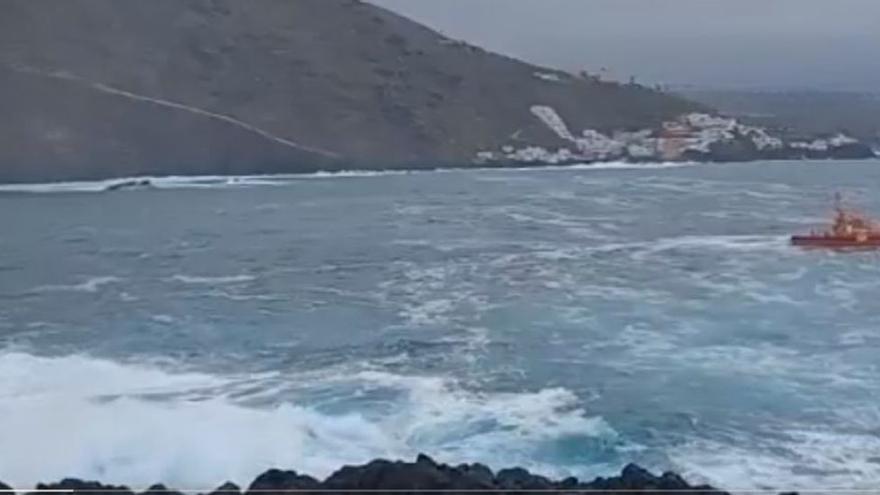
791 235 880 249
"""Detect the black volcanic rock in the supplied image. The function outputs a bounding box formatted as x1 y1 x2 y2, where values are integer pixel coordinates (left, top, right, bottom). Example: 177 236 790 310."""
452 462 496 489
141 483 184 495
32 479 134 495
324 456 455 490
246 469 320 495
706 135 761 162
657 471 691 490
620 463 658 488
209 481 242 495
104 179 154 191
0 481 11 492
496 467 553 490
3 454 810 495
827 142 875 159
0 0 702 183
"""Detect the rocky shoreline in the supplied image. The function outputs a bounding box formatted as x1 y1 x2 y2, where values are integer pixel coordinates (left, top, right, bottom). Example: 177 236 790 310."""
0 155 876 192
1 455 801 495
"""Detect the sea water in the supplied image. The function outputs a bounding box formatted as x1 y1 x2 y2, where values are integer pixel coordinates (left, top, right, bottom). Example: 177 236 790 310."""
1 160 879 492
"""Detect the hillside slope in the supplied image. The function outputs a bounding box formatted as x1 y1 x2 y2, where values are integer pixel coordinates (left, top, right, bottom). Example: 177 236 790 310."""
0 0 702 182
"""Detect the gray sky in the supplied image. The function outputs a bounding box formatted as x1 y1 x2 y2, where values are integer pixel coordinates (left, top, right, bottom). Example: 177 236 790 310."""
369 0 880 91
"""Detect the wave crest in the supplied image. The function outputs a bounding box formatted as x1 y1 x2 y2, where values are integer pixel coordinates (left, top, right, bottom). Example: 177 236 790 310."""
0 352 619 489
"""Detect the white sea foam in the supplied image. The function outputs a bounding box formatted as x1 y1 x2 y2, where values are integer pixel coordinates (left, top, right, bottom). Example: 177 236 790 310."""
301 161 696 177
168 274 255 285
5 159 875 194
0 352 615 490
0 352 225 401
0 179 121 193
378 264 463 327
0 162 698 194
672 426 880 492
523 235 788 269
304 170 414 178
33 276 121 293
150 314 176 325
558 161 698 171
207 291 283 302
644 235 790 254
0 175 297 194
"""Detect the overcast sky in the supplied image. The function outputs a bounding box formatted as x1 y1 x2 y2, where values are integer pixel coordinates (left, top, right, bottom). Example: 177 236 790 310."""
369 0 880 91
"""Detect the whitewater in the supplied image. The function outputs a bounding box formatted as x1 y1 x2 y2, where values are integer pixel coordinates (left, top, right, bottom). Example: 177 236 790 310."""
0 160 879 492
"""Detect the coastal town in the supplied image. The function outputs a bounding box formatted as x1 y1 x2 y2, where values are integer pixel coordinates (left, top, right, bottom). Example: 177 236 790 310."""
477 106 877 165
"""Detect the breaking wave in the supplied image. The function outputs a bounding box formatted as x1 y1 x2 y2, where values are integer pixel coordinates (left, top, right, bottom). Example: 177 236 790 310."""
0 351 620 490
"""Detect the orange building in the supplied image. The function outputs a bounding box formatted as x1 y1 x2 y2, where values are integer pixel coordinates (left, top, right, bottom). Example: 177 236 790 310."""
658 122 693 160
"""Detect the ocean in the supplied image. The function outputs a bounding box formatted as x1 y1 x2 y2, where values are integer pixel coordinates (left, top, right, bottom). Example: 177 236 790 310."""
1 160 878 492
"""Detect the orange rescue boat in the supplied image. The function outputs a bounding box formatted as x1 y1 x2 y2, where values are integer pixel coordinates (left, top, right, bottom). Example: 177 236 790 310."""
791 194 880 248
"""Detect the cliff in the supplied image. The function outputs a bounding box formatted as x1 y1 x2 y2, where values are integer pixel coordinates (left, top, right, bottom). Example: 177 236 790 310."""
0 0 702 183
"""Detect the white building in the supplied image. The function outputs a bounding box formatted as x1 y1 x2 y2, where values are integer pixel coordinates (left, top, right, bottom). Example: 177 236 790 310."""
741 127 783 150
683 113 736 130
575 129 625 159
791 139 829 151
829 133 858 147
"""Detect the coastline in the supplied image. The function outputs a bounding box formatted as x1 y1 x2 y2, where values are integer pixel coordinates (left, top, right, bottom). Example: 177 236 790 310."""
0 455 753 494
0 157 877 194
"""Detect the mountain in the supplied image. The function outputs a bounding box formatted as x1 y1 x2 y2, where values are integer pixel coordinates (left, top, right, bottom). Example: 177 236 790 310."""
0 0 703 183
